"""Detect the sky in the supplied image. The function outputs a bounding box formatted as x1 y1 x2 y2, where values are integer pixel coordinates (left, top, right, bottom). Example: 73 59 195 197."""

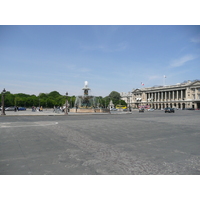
0 25 200 97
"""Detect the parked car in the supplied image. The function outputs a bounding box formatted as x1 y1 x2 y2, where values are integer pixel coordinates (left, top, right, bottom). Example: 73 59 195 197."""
5 107 15 111
164 108 175 113
183 108 194 110
110 108 118 111
139 108 144 112
147 108 154 111
18 107 26 111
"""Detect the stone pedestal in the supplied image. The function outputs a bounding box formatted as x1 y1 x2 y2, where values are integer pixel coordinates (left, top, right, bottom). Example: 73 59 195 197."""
70 108 110 113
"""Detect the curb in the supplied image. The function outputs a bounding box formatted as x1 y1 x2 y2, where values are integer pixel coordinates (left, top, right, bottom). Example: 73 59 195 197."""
0 112 132 117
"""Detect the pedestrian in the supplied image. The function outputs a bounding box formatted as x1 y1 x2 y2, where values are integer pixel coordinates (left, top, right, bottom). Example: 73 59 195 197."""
14 106 17 112
40 106 43 112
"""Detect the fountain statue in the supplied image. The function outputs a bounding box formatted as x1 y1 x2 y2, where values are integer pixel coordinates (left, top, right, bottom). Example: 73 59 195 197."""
74 81 97 108
70 81 109 113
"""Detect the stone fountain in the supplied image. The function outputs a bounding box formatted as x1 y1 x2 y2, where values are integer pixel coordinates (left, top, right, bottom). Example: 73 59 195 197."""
70 81 109 113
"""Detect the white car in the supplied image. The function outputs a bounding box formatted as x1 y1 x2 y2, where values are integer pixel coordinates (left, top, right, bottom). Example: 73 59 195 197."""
110 108 118 111
147 108 154 111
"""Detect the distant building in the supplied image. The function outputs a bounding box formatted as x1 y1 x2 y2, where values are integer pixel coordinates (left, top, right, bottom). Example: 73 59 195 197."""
120 80 200 110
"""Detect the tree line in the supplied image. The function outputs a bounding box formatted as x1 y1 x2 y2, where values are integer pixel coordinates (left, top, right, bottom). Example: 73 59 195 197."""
0 90 127 108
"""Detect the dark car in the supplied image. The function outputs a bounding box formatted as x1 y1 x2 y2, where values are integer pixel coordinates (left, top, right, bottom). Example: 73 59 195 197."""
183 108 195 110
18 107 26 111
164 108 175 113
139 108 144 112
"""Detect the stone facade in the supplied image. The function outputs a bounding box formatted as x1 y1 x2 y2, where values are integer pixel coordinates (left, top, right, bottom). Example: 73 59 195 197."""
120 80 200 110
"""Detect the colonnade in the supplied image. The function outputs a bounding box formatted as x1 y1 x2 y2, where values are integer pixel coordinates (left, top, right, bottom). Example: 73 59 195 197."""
149 102 186 109
124 81 200 110
143 89 186 109
146 89 186 102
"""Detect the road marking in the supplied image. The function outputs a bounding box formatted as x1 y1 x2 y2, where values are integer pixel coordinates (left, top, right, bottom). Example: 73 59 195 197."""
0 122 58 128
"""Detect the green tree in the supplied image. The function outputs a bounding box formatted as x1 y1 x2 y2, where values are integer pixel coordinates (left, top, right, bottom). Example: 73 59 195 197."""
4 92 15 107
107 91 127 107
1 90 78 108
48 91 61 98
39 93 48 99
109 91 121 100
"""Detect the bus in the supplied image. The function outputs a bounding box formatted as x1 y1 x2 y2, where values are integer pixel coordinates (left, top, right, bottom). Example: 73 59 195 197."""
116 105 127 109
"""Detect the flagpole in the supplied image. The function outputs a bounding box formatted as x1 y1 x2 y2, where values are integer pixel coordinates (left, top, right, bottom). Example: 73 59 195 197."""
163 76 164 86
163 75 166 86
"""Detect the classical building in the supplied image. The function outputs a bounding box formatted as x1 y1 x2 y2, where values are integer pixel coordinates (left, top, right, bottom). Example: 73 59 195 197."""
120 80 200 110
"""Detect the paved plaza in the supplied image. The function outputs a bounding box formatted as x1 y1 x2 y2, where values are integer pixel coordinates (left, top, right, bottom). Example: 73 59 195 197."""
0 110 200 175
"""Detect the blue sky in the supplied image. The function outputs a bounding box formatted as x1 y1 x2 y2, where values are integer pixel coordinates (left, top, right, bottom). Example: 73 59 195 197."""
0 25 200 97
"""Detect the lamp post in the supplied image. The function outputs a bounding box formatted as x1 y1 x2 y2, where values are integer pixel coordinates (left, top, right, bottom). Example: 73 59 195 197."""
65 92 68 115
1 88 6 115
108 97 111 114
127 96 131 112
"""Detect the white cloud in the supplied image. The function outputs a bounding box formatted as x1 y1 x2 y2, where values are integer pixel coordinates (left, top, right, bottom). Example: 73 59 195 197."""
170 54 197 68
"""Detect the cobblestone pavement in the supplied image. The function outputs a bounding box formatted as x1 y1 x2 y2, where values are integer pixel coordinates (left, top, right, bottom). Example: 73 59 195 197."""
0 110 200 174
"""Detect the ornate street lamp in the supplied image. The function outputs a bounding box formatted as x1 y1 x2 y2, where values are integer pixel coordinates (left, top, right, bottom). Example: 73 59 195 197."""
127 96 131 112
65 92 68 115
1 88 6 115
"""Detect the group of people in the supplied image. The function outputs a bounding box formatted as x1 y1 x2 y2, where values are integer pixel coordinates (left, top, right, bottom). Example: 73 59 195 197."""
53 106 64 112
53 106 69 112
32 106 43 112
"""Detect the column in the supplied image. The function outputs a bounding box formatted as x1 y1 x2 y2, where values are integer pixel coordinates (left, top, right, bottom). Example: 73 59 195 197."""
158 92 160 101
181 90 183 100
172 91 174 100
169 91 171 101
161 92 163 101
165 91 167 101
176 90 179 100
195 88 198 100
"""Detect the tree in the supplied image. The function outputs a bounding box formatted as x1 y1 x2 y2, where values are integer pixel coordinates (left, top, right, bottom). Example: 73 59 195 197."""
39 93 48 99
48 91 61 98
0 90 77 108
4 92 15 107
107 91 127 106
109 91 121 100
